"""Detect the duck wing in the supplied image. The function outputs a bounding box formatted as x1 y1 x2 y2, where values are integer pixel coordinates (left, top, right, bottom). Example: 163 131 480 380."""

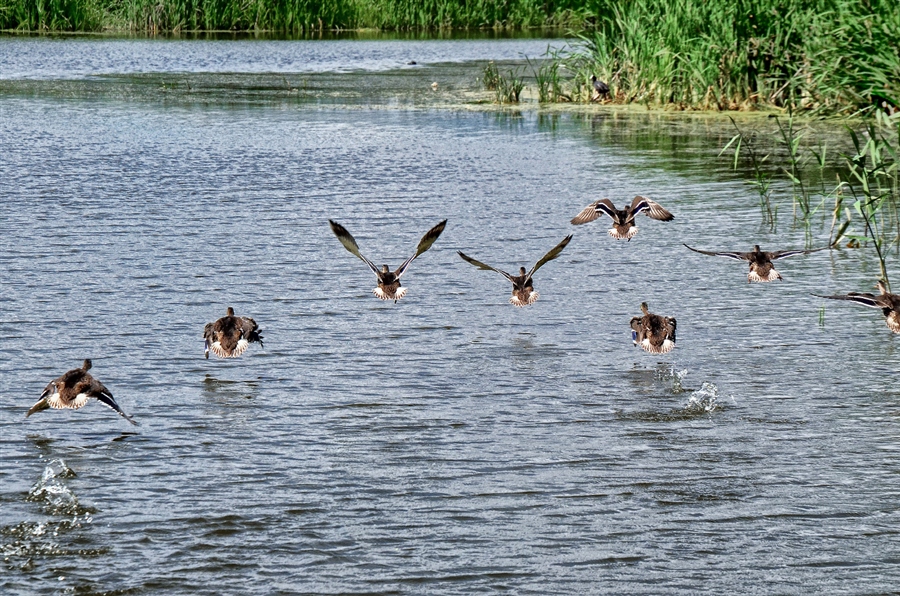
457 251 514 281
571 199 616 225
665 316 677 343
92 381 137 426
683 244 750 261
26 396 51 417
631 196 674 221
394 219 448 278
629 316 643 334
527 235 573 279
767 247 828 260
240 316 264 348
814 291 885 308
329 220 379 275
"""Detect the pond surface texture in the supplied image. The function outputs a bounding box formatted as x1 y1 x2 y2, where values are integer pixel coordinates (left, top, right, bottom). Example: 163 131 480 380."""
1 38 899 595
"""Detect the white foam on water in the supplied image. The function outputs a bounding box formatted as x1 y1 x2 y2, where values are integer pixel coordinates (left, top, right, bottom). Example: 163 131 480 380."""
656 364 690 394
685 381 722 414
27 459 81 516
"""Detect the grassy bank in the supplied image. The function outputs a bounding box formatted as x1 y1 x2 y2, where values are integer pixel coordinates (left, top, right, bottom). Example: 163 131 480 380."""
3 0 897 117
0 0 592 32
558 0 899 116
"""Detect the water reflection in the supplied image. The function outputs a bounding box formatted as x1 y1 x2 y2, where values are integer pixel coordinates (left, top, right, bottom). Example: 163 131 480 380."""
202 375 258 401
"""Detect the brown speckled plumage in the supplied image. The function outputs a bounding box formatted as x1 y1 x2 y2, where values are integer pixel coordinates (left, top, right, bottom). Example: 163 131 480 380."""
571 196 673 240
816 280 900 333
329 219 447 302
27 359 136 425
684 244 826 283
203 307 264 359
630 303 677 354
458 235 572 307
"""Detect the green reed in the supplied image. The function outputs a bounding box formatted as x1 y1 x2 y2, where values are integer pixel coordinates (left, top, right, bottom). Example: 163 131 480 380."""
492 67 524 104
0 0 594 31
559 0 899 116
482 61 500 91
839 111 900 284
528 52 569 103
481 59 524 103
721 117 775 227
724 110 899 280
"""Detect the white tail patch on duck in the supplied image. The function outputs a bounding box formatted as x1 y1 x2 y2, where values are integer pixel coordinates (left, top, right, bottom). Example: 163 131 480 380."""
210 339 250 358
608 226 638 240
374 286 407 301
748 268 782 283
641 338 676 354
47 390 90 410
510 291 538 307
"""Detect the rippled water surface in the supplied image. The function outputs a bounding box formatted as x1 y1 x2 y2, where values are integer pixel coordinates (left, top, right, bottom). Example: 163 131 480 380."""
2 38 900 595
0 36 562 79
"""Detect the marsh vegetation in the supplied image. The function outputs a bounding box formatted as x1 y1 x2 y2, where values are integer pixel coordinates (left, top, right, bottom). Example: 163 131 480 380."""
6 0 897 116
721 110 900 286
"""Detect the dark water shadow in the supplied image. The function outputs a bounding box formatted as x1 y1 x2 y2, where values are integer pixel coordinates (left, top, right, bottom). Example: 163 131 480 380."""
202 374 258 401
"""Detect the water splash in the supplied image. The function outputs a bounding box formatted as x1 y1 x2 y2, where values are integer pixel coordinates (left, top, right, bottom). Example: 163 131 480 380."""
684 382 721 414
26 460 91 517
2 461 104 564
617 380 724 422
655 364 690 394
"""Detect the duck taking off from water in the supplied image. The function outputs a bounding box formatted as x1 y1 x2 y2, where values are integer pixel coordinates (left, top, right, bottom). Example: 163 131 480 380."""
329 219 447 302
684 244 827 282
204 307 264 359
457 235 572 307
630 302 677 354
815 280 900 333
571 196 673 240
591 75 610 101
26 359 136 425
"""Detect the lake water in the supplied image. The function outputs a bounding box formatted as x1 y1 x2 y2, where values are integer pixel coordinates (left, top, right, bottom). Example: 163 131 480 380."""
2 38 899 595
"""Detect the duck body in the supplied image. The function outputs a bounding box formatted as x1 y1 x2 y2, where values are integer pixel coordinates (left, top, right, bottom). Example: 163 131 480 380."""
373 265 407 301
508 267 538 307
571 196 673 240
746 249 782 282
458 235 572 308
630 303 677 354
204 307 264 359
684 244 826 283
329 219 447 303
27 359 136 425
816 280 900 333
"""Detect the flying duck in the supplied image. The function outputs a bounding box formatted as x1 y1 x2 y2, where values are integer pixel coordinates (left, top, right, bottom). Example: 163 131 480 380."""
457 235 572 307
591 75 610 101
26 359 136 425
329 219 447 302
630 302 677 354
684 244 827 282
815 280 900 333
204 307 264 359
571 196 673 240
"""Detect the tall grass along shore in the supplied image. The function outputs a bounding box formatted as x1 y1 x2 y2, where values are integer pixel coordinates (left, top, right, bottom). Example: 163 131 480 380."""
0 0 592 32
561 0 899 116
3 0 897 116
